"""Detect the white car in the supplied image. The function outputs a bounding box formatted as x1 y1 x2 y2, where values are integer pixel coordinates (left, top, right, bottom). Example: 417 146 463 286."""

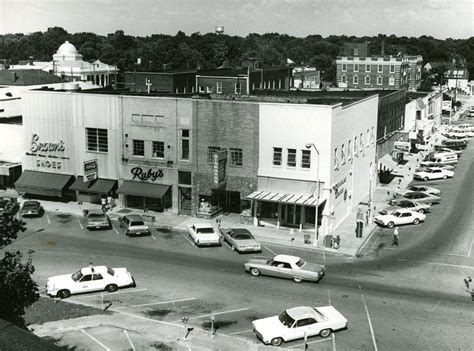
374 209 426 229
413 167 454 181
187 222 221 247
46 265 135 299
400 185 441 196
252 306 348 346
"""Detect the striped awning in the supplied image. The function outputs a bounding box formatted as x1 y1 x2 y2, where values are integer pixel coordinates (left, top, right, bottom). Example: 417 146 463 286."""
246 191 320 206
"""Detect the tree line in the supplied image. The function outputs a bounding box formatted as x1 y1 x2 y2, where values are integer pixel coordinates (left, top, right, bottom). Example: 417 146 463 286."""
0 27 473 83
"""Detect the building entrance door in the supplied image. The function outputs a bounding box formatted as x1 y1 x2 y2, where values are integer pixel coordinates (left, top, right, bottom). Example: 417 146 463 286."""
286 204 302 226
212 190 241 213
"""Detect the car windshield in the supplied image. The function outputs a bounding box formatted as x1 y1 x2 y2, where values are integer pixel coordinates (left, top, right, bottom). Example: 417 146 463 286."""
278 311 295 328
295 259 306 268
89 213 105 218
196 227 214 234
107 267 115 276
23 202 37 208
72 270 83 282
131 221 145 226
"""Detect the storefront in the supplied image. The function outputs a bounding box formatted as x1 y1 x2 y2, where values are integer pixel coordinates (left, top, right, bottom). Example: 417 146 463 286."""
69 176 117 204
15 170 75 198
117 180 171 212
0 162 21 189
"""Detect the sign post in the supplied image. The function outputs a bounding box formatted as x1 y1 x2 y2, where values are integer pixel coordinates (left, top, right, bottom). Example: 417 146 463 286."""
83 160 98 182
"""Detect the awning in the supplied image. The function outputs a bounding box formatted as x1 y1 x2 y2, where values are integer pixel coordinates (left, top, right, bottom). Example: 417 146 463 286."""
117 181 170 198
0 161 21 176
15 170 74 197
246 191 320 206
69 176 117 194
378 154 397 171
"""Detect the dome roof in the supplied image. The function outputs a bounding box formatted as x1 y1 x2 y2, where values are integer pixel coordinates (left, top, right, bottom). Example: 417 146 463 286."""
56 41 78 56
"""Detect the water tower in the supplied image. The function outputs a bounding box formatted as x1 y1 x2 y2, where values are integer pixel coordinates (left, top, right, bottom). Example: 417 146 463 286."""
215 26 224 35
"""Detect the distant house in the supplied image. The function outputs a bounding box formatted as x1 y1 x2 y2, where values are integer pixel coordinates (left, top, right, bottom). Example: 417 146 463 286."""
292 67 321 90
445 67 470 94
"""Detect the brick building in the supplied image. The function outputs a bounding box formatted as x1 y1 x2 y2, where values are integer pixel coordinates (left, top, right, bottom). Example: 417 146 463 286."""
123 70 196 93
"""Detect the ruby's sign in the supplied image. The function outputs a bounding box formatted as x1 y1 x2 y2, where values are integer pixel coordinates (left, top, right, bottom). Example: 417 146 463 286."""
131 167 164 182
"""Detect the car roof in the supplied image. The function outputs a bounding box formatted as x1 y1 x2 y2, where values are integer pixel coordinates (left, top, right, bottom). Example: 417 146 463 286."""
80 265 108 275
88 209 106 215
405 191 427 196
231 228 252 234
286 306 319 320
274 254 300 264
23 200 39 205
125 215 144 221
192 222 214 228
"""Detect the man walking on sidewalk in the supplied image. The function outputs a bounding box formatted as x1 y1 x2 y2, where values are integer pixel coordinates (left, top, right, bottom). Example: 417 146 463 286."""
391 227 399 247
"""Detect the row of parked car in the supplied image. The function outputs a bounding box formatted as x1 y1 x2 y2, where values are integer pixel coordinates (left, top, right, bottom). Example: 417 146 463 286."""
374 123 472 229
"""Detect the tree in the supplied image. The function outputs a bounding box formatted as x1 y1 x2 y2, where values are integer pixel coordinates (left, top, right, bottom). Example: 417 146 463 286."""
0 213 26 248
0 250 40 328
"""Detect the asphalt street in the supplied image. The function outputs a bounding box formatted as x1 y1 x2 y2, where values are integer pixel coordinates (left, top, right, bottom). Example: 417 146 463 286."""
3 128 474 350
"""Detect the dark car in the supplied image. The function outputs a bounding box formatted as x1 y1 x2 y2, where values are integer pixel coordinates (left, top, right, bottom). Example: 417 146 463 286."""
0 197 18 215
85 209 110 230
118 215 151 237
20 200 43 217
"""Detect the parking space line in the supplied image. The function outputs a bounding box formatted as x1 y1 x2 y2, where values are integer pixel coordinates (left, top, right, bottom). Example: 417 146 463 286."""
174 307 249 322
332 333 336 351
327 289 331 305
468 239 473 257
113 227 119 235
78 220 84 230
184 235 195 246
229 329 253 335
46 215 51 224
359 286 378 351
81 329 110 351
426 300 441 312
151 234 157 240
262 245 277 256
69 288 148 300
123 330 135 351
288 338 332 348
397 259 474 269
118 297 196 309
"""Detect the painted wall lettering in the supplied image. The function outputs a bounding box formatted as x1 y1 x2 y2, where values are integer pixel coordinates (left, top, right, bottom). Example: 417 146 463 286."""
30 134 66 153
131 167 164 181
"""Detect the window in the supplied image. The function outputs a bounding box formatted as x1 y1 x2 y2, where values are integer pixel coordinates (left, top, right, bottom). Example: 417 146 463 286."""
334 148 339 170
377 76 383 85
235 82 241 94
216 82 222 94
365 64 371 72
230 148 243 166
354 136 358 157
389 76 395 86
92 274 103 280
80 275 93 282
178 171 192 185
365 76 370 85
347 140 352 160
390 65 395 73
341 63 347 72
152 141 164 158
353 76 359 84
371 127 375 144
378 65 383 73
86 128 108 153
340 144 346 165
206 86 212 93
133 139 145 156
181 129 190 160
359 133 364 153
366 129 370 147
273 147 282 166
208 146 221 163
287 149 297 167
341 75 347 83
198 86 204 93
301 149 311 168
353 64 359 72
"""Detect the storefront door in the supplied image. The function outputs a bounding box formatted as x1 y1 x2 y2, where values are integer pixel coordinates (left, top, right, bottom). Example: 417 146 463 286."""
212 190 241 214
286 204 302 226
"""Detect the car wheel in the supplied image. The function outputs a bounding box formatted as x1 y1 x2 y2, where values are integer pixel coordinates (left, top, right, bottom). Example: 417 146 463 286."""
293 277 303 283
105 284 118 293
423 177 429 181
270 337 283 346
231 244 235 251
443 175 448 179
413 218 420 225
250 268 261 277
320 329 332 338
418 209 425 213
57 289 71 299
387 222 395 229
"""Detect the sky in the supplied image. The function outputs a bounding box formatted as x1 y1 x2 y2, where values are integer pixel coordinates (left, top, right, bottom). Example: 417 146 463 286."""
0 0 472 39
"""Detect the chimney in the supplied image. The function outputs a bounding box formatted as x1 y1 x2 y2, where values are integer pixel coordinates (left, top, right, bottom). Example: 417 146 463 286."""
28 56 34 65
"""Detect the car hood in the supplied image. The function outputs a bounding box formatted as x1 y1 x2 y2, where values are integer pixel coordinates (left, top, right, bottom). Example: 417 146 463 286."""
47 274 73 286
252 316 287 336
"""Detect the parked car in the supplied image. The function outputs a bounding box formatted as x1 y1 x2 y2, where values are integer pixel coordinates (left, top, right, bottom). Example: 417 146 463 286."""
252 306 348 346
0 197 18 215
46 265 135 299
415 164 456 172
439 140 467 150
219 227 261 253
244 254 325 283
403 185 440 196
118 214 151 237
374 209 426 228
187 222 221 246
19 200 43 217
391 191 441 205
379 199 431 215
85 209 110 230
413 167 454 181
432 146 462 156
420 154 458 167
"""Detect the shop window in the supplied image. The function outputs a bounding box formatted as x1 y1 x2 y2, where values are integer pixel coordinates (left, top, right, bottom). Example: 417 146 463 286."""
86 128 108 153
178 171 192 185
301 149 311 168
208 146 221 163
230 148 243 166
181 130 190 160
152 141 164 158
287 149 297 167
216 82 222 94
133 140 145 156
273 147 282 166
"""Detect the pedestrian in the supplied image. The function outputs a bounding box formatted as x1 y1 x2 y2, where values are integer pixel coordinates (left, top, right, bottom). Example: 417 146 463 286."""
391 227 399 247
107 195 113 211
215 213 222 228
101 197 107 212
333 235 341 250
464 276 472 289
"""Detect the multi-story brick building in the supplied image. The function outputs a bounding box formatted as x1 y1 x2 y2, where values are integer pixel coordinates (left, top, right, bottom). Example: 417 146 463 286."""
123 70 196 94
406 56 423 91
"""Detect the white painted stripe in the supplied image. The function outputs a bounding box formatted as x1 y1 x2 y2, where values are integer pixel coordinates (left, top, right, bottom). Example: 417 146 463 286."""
113 227 119 235
332 333 336 351
468 239 473 258
361 294 378 351
262 245 277 256
260 241 341 255
327 289 331 306
46 215 51 224
438 252 469 258
288 338 332 348
229 329 253 335
174 307 249 322
69 288 148 300
426 300 441 312
397 259 474 269
323 251 326 265
151 235 157 240
81 329 110 351
123 330 135 351
78 220 84 230
184 235 195 246
119 297 196 309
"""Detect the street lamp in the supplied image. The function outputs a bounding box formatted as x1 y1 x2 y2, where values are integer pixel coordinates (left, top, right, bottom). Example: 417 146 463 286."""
305 143 320 247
